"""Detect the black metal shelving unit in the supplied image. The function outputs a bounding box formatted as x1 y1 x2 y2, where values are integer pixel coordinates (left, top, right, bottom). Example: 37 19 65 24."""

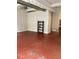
37 21 44 33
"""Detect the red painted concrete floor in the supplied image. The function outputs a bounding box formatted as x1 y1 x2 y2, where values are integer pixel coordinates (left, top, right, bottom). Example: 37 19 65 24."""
17 31 61 59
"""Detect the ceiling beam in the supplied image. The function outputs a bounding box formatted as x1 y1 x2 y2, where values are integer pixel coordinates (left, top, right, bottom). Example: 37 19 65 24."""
17 0 46 11
51 3 61 8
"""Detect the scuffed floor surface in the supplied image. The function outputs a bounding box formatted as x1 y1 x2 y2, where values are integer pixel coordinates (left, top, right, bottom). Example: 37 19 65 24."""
17 31 61 59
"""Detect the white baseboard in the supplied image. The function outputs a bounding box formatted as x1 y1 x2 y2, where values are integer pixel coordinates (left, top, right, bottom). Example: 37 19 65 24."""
44 31 51 34
17 29 51 34
27 29 37 32
17 29 27 32
52 29 59 32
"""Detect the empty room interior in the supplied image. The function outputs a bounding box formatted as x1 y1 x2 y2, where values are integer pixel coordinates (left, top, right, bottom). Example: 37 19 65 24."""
17 0 61 59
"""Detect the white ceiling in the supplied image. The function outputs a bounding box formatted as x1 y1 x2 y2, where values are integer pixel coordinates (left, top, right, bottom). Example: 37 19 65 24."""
17 0 61 12
46 0 61 4
36 0 61 8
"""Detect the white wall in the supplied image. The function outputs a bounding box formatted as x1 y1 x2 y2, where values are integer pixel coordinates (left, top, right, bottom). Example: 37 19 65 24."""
26 10 51 34
17 6 52 34
52 7 61 32
17 6 27 32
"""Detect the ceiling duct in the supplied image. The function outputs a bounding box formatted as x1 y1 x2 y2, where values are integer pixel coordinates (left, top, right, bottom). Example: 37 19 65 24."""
27 10 37 13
